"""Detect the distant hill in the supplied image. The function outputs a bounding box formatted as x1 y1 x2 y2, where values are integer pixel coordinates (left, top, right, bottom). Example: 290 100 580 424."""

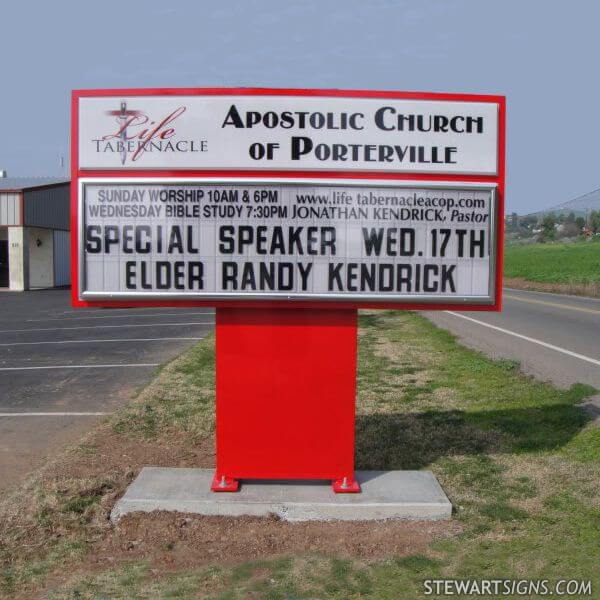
530 187 600 217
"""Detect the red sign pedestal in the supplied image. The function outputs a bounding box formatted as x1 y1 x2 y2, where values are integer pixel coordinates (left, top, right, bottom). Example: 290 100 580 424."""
212 307 361 493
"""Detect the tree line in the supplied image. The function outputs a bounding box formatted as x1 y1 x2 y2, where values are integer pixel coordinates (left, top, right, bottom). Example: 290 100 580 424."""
506 210 600 243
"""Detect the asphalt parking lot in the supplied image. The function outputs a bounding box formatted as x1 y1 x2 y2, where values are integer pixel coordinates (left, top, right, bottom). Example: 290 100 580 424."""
0 289 215 491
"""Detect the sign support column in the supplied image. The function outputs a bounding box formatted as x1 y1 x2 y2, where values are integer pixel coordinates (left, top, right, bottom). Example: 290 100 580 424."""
212 307 360 493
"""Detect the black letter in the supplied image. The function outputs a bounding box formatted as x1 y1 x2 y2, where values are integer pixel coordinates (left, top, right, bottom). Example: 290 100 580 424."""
135 225 151 253
441 265 456 292
362 228 384 256
374 106 395 131
125 261 136 289
188 262 204 289
328 263 344 290
221 104 244 128
222 262 238 290
156 262 171 289
291 136 313 160
85 225 102 253
219 226 235 254
104 225 119 253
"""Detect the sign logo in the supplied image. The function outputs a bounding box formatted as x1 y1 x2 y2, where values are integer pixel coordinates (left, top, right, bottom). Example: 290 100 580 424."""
105 101 143 165
94 102 202 164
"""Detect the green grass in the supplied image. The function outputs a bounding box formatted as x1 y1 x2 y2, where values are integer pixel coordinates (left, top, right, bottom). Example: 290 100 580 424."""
111 340 215 441
4 312 599 599
504 239 600 284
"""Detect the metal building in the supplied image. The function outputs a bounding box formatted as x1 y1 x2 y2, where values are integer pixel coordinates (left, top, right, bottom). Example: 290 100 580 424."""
0 177 70 291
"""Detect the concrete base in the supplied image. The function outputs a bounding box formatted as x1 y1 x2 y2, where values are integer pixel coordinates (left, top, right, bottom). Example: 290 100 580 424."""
111 468 452 522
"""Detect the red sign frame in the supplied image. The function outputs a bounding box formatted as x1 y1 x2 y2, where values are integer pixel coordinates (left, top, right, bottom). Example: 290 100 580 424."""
71 87 505 312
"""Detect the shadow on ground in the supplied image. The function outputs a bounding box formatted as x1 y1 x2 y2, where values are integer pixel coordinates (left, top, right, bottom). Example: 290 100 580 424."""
355 403 590 470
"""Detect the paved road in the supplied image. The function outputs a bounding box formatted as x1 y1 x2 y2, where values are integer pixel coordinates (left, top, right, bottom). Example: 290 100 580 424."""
423 288 600 390
0 289 214 491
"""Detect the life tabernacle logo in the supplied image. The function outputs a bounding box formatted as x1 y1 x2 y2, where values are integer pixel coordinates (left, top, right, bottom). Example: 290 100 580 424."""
92 101 205 164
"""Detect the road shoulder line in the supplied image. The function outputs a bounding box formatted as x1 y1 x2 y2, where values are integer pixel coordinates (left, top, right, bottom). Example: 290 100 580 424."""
445 311 600 367
503 294 599 315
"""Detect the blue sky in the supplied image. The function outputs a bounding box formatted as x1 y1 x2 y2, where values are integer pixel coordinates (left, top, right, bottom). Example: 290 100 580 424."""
1 0 598 213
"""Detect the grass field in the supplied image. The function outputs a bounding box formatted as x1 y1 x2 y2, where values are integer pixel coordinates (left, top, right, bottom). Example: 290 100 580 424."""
504 240 600 285
1 312 599 599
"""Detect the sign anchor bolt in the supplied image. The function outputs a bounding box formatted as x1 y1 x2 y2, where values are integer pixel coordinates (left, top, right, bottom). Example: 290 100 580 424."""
332 475 361 494
210 472 240 492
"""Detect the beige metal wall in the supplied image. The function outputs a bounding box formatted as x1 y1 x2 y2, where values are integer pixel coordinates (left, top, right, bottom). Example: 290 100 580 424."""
28 228 54 288
0 193 20 225
8 227 28 290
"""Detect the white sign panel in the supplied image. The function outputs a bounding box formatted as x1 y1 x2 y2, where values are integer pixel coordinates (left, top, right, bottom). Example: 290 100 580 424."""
78 96 498 175
79 179 497 303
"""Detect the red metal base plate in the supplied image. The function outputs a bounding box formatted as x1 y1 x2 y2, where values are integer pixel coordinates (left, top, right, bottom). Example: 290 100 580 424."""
211 474 240 492
332 477 361 493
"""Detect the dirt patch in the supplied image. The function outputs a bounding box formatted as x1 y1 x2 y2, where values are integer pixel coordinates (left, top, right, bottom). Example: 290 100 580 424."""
88 512 457 573
17 420 457 597
505 277 600 298
23 415 456 595
55 430 215 482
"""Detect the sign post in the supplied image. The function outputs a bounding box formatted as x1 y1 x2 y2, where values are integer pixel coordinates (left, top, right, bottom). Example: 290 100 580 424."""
214 307 359 492
72 88 505 493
